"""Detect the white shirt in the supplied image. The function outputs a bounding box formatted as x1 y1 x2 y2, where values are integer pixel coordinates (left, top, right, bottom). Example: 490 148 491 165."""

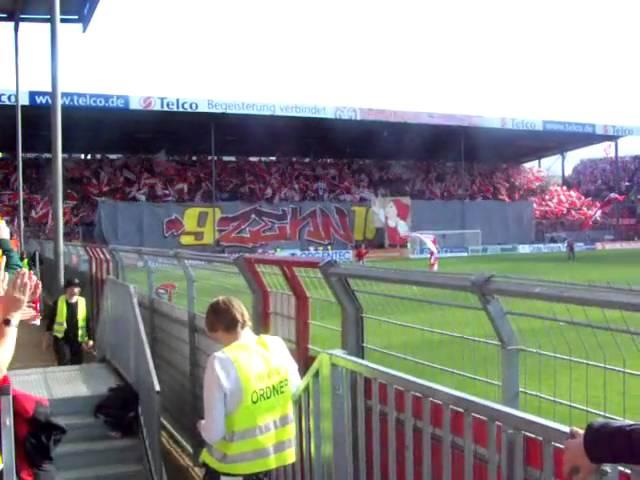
198 330 301 445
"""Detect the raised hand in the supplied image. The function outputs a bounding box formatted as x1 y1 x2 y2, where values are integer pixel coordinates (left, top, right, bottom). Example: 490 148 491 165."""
0 270 39 321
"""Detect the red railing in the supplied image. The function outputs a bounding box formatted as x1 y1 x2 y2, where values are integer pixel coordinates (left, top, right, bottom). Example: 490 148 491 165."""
242 256 321 370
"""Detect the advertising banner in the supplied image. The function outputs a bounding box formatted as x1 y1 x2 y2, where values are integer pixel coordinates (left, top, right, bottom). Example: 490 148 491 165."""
28 91 129 109
96 200 363 250
1 87 639 136
274 249 354 262
542 121 596 134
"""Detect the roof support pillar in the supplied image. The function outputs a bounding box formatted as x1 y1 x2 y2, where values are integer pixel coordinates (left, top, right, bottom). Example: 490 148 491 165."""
50 0 65 289
614 139 621 238
210 122 216 203
561 152 566 186
14 19 24 251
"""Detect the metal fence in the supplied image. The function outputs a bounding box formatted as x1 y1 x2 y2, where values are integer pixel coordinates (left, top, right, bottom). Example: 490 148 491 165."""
97 277 164 480
30 241 640 478
0 383 16 479
293 350 628 480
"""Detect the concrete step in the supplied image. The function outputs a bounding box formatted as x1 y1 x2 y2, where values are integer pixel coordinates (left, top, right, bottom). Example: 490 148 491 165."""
54 414 115 442
10 363 123 417
55 438 143 471
58 463 147 480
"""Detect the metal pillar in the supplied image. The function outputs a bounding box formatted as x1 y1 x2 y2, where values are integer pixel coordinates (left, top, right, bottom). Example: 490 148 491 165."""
460 129 466 183
50 0 64 289
614 139 621 237
14 21 24 252
537 158 541 169
561 152 566 186
210 123 216 203
472 274 519 409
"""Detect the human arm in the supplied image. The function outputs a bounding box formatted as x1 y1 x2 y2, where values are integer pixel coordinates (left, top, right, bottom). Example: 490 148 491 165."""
198 354 227 445
45 298 59 333
0 270 40 376
563 422 640 479
279 338 301 394
584 421 640 464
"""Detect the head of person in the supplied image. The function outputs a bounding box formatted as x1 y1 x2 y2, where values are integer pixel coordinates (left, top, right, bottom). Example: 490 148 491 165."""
205 296 252 347
64 278 81 299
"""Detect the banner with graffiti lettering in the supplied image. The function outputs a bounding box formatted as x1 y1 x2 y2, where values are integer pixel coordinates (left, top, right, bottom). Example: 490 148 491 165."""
370 197 412 248
95 199 380 250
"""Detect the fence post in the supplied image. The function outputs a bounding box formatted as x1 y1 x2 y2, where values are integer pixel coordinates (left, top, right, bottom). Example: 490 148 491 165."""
319 261 364 358
279 265 311 369
471 274 520 409
110 250 126 282
320 261 365 478
319 355 335 480
329 362 353 480
234 256 270 335
142 254 155 300
177 256 201 460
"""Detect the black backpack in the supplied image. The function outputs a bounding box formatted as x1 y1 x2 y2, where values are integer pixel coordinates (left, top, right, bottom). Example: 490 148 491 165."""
94 384 139 437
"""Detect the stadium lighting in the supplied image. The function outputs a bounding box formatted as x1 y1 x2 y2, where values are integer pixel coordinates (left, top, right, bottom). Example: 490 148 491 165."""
0 0 101 289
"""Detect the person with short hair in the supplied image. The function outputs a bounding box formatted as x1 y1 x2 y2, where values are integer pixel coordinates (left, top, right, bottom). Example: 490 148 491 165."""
44 278 94 365
198 296 300 480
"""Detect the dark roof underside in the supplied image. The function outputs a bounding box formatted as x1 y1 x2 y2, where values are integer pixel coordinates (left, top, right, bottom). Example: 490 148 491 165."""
0 0 99 30
0 106 616 164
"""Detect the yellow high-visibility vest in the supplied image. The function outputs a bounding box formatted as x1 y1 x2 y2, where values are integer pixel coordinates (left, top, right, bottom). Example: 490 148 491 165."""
200 335 296 475
53 295 88 342
21 258 29 270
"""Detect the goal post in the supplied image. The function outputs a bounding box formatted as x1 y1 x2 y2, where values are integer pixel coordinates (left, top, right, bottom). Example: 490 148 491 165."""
409 229 482 257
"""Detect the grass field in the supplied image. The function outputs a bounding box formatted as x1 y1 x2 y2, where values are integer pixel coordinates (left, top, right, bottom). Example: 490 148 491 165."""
122 249 640 427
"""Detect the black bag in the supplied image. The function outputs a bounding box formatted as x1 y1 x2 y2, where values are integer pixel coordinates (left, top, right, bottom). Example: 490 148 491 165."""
94 384 139 437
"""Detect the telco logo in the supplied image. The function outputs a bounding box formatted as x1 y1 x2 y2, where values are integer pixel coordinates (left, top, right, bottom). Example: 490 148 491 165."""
0 93 16 105
604 125 635 136
509 119 539 130
139 96 199 112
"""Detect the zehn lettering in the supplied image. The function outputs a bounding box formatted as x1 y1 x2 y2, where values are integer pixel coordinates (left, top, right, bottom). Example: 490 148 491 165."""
251 378 289 405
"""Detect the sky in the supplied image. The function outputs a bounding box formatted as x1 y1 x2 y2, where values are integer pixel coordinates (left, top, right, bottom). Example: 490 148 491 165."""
1 0 639 173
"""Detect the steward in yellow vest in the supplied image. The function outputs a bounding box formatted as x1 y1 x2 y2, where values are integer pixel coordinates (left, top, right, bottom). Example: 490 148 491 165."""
198 297 300 480
44 278 94 366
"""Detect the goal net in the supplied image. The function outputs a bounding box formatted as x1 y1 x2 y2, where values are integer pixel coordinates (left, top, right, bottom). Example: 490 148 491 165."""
409 229 482 257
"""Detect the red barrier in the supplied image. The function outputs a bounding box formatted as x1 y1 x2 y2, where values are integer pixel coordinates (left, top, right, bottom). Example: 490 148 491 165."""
364 378 630 480
84 245 113 323
243 256 320 370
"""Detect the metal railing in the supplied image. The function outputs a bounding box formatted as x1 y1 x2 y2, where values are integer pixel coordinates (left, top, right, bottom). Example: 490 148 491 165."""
97 277 164 480
0 384 16 480
288 351 626 480
30 240 640 477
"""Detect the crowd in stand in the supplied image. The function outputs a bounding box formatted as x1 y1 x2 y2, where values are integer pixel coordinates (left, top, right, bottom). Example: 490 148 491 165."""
0 154 636 235
568 156 640 199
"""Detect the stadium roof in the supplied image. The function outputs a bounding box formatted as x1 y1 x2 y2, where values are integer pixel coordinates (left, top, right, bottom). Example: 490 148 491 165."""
0 103 619 164
0 0 100 31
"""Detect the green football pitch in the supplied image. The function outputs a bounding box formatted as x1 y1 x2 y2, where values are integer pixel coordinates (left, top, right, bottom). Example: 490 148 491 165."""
123 249 640 426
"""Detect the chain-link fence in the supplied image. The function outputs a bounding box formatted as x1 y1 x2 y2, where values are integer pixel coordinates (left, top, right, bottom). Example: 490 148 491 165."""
34 242 640 477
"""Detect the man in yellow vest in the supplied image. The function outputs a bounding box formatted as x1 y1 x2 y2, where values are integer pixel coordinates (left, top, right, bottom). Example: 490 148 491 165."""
44 278 93 366
198 297 300 480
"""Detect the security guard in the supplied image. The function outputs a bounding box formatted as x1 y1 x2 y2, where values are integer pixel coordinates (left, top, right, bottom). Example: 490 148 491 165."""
45 278 93 365
20 252 29 271
198 297 300 480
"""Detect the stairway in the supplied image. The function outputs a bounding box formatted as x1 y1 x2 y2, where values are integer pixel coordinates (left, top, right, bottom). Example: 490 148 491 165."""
10 363 149 480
